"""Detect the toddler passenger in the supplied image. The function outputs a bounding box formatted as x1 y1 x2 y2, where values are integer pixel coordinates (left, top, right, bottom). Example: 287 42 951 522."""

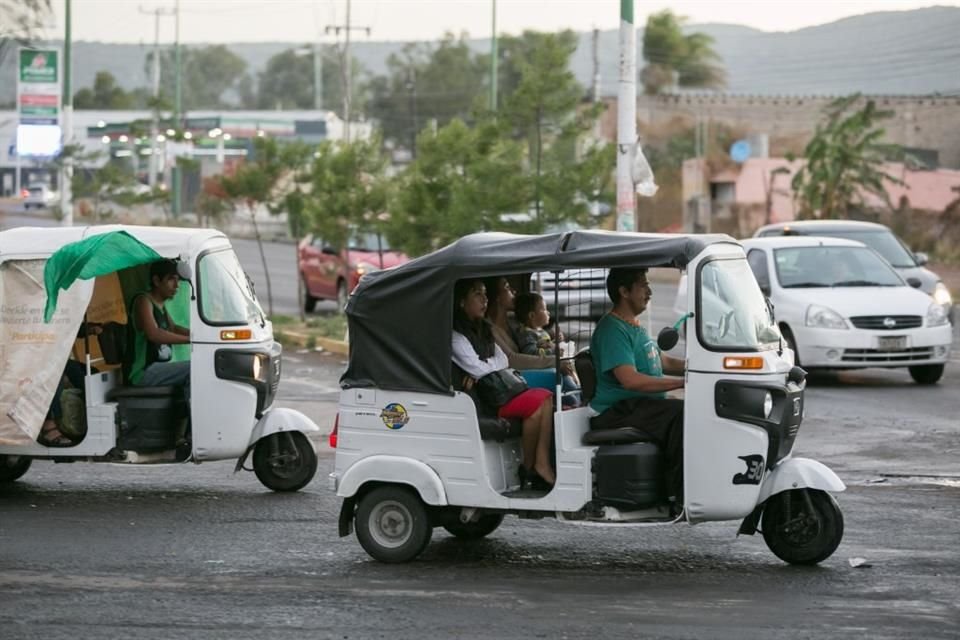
514 292 581 407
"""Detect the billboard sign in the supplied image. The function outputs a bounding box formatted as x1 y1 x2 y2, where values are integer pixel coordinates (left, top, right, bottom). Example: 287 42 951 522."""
18 48 61 126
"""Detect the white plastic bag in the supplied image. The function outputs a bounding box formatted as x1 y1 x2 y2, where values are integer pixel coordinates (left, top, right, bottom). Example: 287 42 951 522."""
631 142 659 197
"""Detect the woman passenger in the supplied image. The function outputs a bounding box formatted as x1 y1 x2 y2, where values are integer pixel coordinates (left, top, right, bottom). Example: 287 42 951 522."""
483 276 575 377
452 278 556 488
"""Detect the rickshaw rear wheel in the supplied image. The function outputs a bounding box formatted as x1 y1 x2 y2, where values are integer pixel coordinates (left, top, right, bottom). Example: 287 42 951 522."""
0 455 32 483
762 489 843 565
442 514 504 540
252 432 318 492
356 485 432 563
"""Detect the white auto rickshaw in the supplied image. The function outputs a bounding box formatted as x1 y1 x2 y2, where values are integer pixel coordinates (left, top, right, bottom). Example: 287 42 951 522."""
329 231 845 564
0 225 319 491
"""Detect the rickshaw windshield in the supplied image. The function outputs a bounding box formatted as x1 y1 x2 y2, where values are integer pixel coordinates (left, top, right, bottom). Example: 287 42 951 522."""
698 258 780 350
198 249 265 326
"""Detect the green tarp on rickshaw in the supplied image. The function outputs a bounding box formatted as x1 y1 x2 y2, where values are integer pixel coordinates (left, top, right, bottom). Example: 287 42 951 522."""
43 231 162 323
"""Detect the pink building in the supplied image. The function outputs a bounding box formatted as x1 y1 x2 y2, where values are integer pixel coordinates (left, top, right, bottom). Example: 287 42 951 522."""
682 157 960 234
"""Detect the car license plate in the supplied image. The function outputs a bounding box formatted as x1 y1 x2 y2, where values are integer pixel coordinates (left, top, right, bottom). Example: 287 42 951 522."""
877 336 906 351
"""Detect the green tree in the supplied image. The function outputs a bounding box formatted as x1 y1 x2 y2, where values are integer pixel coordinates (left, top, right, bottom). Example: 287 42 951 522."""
790 95 903 220
502 31 589 222
641 10 725 94
0 0 51 65
303 137 389 252
73 71 135 109
220 138 312 316
256 45 345 111
150 45 248 109
388 118 529 256
368 33 486 148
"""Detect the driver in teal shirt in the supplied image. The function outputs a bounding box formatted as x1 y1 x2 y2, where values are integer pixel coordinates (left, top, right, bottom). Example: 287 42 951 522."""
590 267 686 507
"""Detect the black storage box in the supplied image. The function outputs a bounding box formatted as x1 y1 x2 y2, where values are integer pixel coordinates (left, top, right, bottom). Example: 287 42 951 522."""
115 394 187 452
595 442 662 509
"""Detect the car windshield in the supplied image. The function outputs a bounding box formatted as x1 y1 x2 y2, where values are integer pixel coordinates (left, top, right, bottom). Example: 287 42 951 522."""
698 258 780 349
348 232 391 252
198 248 265 325
774 246 904 288
818 230 916 268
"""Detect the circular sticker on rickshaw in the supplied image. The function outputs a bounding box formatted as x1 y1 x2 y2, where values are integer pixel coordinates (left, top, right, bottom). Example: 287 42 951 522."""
380 403 409 430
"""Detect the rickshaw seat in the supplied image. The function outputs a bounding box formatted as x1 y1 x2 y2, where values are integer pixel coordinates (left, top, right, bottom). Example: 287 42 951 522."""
106 385 182 400
478 417 523 442
582 427 652 446
574 350 597 403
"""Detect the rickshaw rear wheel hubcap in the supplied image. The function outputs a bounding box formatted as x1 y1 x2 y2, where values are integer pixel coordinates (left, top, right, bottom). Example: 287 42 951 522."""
369 500 412 548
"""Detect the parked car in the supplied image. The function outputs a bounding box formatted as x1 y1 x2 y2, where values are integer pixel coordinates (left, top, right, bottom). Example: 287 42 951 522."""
22 183 58 209
298 231 409 312
753 220 954 323
739 236 951 384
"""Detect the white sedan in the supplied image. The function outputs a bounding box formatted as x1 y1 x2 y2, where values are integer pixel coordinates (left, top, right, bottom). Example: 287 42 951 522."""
739 236 952 384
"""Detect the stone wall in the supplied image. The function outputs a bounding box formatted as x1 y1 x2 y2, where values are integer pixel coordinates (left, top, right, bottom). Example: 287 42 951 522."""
598 95 960 169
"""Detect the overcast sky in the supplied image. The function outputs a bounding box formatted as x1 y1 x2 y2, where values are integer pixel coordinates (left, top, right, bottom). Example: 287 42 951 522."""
46 0 960 44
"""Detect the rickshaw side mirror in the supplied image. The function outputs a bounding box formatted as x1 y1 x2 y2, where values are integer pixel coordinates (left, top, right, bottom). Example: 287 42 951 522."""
657 326 680 352
176 259 193 282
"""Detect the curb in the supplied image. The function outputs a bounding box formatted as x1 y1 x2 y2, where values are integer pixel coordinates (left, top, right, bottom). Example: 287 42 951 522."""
279 329 349 355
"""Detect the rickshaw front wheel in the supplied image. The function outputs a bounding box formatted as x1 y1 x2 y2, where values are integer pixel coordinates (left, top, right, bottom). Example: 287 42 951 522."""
0 455 32 483
761 489 843 565
252 432 318 492
442 514 505 540
356 485 432 563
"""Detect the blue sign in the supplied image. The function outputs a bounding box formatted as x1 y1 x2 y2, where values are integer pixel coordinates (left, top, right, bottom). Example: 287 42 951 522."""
730 140 751 163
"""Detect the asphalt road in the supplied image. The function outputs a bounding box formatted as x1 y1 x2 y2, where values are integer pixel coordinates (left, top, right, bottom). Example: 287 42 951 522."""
3 347 960 640
2 207 959 639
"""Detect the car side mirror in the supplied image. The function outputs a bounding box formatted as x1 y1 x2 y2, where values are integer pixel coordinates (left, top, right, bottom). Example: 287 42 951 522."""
321 245 339 256
913 251 929 266
657 326 680 351
906 277 923 289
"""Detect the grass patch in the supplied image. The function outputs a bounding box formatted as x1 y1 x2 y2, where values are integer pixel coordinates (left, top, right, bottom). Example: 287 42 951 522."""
269 312 348 349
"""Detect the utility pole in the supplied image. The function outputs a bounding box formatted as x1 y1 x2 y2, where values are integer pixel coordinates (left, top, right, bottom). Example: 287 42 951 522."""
313 42 323 110
490 0 497 111
326 0 370 143
172 0 182 216
140 5 175 190
60 0 73 226
616 0 637 232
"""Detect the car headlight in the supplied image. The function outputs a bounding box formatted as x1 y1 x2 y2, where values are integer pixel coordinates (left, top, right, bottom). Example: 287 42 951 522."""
763 392 774 419
355 262 379 276
805 304 848 329
932 282 953 308
926 302 949 327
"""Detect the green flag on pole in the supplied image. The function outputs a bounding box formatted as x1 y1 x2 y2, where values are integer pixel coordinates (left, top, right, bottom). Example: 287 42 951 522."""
43 231 163 322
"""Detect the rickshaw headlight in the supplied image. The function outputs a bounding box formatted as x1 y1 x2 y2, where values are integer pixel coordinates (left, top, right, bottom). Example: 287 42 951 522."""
252 354 269 381
763 392 774 419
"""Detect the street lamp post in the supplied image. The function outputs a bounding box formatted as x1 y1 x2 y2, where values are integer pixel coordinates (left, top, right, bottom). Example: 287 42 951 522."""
60 0 73 226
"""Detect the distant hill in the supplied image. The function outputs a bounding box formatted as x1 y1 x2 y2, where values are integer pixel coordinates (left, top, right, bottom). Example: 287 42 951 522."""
2 6 958 105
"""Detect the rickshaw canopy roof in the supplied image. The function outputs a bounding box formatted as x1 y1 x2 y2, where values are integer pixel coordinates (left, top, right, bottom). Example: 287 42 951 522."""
0 224 228 261
342 230 738 394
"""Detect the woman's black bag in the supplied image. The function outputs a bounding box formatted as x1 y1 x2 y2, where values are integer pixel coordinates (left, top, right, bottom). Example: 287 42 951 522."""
476 368 528 407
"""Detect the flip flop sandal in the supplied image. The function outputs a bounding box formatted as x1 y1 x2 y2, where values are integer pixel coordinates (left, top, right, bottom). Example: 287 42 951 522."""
38 423 73 448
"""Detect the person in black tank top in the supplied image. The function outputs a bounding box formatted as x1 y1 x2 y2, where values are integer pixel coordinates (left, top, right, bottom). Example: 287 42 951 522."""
131 259 191 389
